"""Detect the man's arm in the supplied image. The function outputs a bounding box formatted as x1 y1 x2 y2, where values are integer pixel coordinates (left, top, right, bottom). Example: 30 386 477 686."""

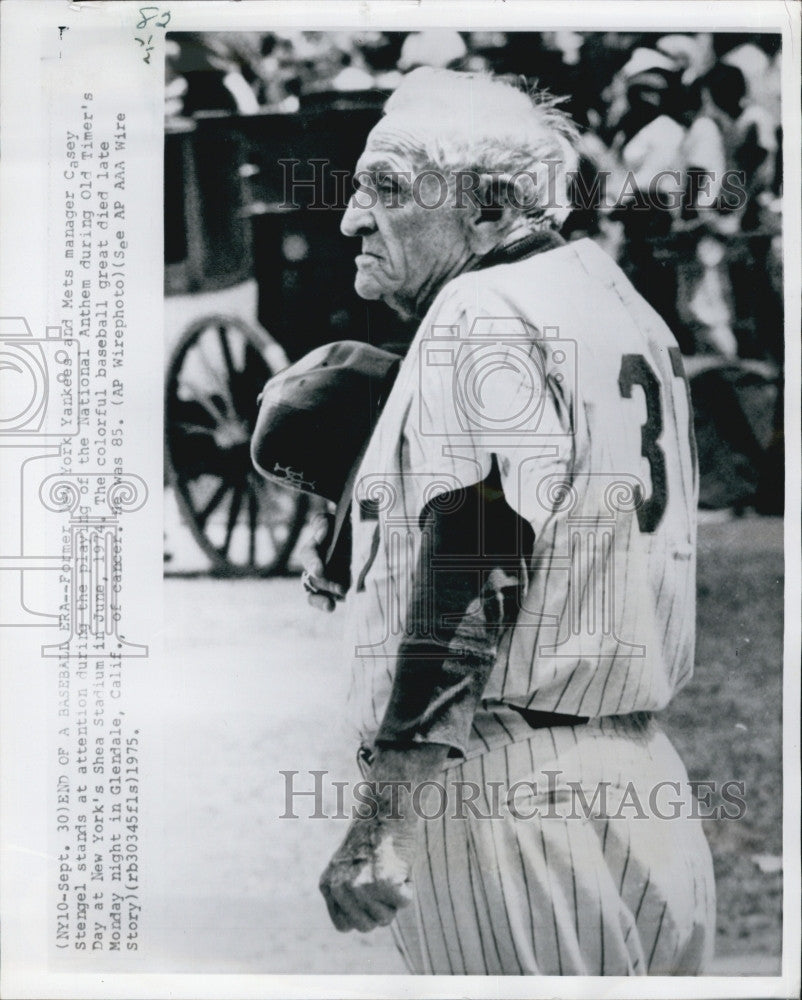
375 460 532 754
319 460 532 931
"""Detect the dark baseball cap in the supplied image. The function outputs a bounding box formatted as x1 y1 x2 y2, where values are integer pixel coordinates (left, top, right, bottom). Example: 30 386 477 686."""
251 340 402 504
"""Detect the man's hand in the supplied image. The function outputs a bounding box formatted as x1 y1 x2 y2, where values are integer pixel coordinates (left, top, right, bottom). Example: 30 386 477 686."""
318 806 417 932
302 512 345 612
319 744 449 932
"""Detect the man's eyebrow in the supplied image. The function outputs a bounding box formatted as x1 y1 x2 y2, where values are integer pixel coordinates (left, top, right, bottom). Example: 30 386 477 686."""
355 157 413 182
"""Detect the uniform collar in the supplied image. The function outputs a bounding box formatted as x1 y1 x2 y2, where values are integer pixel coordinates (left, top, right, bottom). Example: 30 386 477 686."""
477 227 566 270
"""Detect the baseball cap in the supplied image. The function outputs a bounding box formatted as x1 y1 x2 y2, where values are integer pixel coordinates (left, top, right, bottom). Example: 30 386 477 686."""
251 340 402 504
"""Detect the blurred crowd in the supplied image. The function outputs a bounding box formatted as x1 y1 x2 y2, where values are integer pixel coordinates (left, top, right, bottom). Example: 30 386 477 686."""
166 30 783 365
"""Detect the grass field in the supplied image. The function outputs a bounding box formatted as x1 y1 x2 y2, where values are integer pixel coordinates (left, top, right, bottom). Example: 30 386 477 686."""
665 514 784 960
161 512 785 972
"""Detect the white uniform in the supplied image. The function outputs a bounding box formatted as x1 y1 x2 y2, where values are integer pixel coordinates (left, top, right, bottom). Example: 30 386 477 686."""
345 237 715 974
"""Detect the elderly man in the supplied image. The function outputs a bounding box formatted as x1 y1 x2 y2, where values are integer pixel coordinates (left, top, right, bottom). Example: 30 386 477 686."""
307 68 715 975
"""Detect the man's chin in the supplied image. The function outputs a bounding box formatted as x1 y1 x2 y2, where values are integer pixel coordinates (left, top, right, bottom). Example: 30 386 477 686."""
353 273 410 317
353 273 386 301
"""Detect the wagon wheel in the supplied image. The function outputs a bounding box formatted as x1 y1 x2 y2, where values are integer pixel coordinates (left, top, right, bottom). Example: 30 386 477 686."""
165 314 308 576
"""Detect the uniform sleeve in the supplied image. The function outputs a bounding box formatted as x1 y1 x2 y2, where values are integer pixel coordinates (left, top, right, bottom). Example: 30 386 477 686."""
374 459 533 755
373 288 575 755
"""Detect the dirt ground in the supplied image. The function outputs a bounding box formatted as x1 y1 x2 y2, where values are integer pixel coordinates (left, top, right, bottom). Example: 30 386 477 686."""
158 514 784 975
159 572 404 973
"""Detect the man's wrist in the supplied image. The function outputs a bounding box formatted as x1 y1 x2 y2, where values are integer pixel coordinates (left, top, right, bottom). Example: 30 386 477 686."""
354 743 450 824
369 742 450 781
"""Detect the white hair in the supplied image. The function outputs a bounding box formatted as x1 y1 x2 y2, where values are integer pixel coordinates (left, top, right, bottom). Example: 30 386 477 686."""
383 67 580 228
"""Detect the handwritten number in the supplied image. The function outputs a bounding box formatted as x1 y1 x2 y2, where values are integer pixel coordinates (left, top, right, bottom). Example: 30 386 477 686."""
136 7 170 62
618 354 667 534
136 7 158 29
136 6 166 29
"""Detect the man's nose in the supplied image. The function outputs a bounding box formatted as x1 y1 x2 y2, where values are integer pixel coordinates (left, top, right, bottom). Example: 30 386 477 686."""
340 193 376 237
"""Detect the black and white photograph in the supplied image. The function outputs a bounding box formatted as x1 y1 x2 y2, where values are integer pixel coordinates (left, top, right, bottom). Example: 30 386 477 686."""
0 2 799 997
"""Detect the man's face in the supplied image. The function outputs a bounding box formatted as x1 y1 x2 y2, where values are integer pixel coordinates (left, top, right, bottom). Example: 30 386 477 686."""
340 117 473 318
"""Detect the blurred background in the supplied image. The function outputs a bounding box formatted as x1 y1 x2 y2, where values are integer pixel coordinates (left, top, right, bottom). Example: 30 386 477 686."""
162 28 783 579
158 31 784 973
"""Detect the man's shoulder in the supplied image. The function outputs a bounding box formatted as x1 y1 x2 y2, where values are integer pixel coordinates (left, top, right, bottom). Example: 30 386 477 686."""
419 236 678 366
427 237 610 321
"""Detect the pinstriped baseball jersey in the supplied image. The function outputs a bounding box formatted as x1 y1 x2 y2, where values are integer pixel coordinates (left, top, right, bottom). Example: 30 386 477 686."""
345 237 698 754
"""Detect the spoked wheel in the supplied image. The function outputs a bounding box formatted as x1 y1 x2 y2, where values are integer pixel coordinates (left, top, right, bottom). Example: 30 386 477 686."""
165 314 308 576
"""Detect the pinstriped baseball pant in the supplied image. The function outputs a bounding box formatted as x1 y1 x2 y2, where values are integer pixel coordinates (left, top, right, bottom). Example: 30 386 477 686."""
390 715 716 975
